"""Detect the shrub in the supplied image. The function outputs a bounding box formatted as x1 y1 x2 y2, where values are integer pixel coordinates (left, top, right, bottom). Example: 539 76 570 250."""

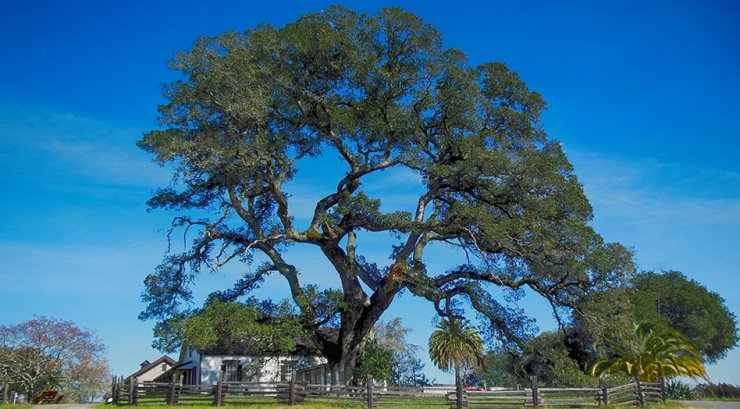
665 379 695 400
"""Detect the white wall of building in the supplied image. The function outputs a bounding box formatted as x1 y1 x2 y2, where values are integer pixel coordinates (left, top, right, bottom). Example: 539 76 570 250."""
176 347 329 385
199 355 327 385
137 361 173 382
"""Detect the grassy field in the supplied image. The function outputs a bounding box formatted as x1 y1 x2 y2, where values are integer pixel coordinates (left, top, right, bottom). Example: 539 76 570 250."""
87 401 711 409
96 404 361 409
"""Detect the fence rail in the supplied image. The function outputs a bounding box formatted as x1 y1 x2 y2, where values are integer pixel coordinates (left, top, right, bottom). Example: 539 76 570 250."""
110 374 664 408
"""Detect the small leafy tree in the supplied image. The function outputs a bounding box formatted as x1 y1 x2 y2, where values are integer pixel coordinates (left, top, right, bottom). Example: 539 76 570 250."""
429 318 483 398
373 318 432 386
355 340 392 384
0 317 109 403
356 318 433 386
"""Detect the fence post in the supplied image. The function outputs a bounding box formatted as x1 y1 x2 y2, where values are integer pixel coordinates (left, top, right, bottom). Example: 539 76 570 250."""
634 378 644 407
530 376 539 408
112 377 119 404
132 377 139 405
110 376 117 404
117 376 124 404
288 376 296 405
599 378 608 405
168 371 178 405
126 377 133 405
214 372 223 406
366 375 375 409
2 382 7 404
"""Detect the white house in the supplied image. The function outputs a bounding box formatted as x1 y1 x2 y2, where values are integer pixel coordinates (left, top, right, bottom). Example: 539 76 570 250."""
175 345 333 385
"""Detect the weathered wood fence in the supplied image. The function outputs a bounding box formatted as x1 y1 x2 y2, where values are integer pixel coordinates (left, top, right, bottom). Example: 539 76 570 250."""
110 374 664 408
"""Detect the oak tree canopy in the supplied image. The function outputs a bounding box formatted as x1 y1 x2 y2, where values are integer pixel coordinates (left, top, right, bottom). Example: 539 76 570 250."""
139 6 633 383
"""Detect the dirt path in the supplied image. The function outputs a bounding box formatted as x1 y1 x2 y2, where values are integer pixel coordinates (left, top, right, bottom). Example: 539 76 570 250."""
683 401 740 409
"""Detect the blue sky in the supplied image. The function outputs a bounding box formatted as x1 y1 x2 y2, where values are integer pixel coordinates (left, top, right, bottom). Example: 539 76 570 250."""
1 0 739 385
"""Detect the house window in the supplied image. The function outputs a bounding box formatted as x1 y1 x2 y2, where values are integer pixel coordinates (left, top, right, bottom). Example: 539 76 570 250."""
280 361 296 382
222 360 240 382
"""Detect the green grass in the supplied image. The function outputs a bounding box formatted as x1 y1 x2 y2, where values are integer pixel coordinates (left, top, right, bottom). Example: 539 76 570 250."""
94 401 711 409
95 403 364 409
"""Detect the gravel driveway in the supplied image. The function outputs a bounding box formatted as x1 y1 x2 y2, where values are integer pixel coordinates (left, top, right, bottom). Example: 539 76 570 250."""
682 401 740 409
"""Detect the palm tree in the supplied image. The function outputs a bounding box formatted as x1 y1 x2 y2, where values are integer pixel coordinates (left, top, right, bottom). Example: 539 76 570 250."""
592 322 708 405
429 317 483 408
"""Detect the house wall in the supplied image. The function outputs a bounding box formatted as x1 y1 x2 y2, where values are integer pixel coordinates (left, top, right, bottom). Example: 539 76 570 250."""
177 346 202 385
137 362 173 382
198 355 327 385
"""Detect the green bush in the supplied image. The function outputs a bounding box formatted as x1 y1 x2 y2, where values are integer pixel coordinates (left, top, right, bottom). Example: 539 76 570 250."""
665 379 695 400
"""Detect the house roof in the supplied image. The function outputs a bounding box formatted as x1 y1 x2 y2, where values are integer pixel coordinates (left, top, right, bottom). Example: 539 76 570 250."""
126 355 176 380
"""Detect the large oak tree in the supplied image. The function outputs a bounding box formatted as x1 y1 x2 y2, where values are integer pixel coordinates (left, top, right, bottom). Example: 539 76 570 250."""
139 6 633 383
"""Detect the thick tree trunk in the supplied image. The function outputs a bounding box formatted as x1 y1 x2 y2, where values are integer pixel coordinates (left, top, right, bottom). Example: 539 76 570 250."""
318 290 401 384
314 244 407 384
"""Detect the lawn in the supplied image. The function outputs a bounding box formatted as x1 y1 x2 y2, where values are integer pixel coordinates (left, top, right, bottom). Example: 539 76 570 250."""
97 404 361 409
91 401 710 409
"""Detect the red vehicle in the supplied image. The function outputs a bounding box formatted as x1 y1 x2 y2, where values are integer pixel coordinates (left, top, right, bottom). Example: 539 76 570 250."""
464 386 486 391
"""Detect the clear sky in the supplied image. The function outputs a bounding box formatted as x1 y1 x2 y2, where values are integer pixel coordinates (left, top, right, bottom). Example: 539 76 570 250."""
1 0 739 385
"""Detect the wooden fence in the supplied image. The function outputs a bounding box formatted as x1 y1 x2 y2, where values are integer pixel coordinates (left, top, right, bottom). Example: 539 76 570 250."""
110 374 664 408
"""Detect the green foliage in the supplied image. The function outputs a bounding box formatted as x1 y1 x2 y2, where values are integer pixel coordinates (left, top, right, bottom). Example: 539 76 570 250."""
592 322 709 382
561 270 736 387
391 353 433 387
429 317 482 392
138 5 635 382
355 341 393 384
372 318 432 387
630 270 738 363
479 331 598 388
694 383 740 399
573 287 636 362
179 300 304 355
665 379 696 400
429 318 483 375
